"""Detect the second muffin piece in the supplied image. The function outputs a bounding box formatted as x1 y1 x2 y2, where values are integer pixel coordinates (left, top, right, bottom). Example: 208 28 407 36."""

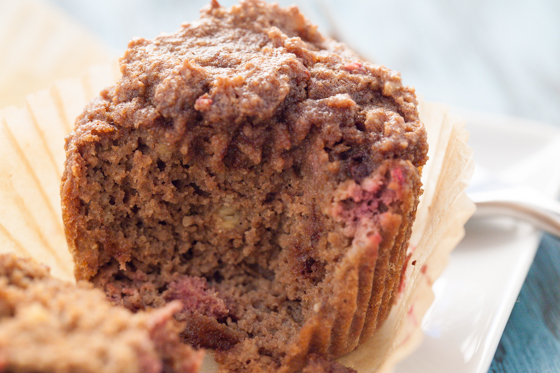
0 253 203 373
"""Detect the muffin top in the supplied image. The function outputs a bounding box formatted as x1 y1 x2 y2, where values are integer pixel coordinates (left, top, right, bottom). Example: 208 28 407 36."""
73 0 426 174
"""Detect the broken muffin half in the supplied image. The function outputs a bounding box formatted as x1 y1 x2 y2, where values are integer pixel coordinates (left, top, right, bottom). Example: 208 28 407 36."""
61 0 428 371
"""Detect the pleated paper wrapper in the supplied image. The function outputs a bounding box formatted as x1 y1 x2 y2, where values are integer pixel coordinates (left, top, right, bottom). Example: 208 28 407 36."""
0 0 113 108
338 99 475 372
0 60 474 371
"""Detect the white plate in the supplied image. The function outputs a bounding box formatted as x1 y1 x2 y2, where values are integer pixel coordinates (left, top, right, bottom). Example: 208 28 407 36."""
395 110 560 373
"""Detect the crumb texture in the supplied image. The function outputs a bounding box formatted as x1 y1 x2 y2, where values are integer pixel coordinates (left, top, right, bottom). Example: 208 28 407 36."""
0 254 203 373
61 0 428 371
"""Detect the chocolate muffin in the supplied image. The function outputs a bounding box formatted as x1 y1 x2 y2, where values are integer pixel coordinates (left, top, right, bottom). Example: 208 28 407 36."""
61 0 428 371
0 253 203 373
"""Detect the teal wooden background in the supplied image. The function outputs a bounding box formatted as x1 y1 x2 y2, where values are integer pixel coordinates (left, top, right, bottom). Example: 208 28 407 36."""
489 234 560 373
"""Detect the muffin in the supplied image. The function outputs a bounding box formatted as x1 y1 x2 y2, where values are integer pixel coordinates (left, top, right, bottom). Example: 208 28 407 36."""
0 253 203 373
61 0 428 371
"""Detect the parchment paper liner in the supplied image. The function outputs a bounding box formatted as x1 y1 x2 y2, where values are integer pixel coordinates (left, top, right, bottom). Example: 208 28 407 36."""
338 100 475 372
0 0 113 108
0 63 119 282
0 64 474 371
